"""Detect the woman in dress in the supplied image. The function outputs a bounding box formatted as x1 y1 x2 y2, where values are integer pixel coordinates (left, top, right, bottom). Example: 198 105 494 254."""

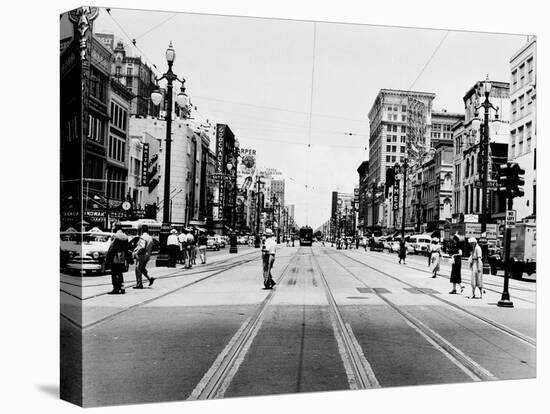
468 237 484 299
429 238 441 278
449 235 464 294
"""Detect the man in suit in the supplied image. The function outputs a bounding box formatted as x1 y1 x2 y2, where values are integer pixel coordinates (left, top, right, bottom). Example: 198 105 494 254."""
106 228 129 294
132 225 155 289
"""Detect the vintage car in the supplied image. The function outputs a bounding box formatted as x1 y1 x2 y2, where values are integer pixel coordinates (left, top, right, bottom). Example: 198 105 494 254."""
206 236 220 251
60 228 127 275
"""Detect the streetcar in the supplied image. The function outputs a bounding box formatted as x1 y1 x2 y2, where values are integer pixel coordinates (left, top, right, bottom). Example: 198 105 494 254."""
299 226 314 246
115 219 161 253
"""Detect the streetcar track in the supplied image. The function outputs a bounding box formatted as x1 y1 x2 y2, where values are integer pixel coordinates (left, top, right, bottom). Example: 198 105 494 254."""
73 254 264 331
331 250 536 348
61 257 259 301
367 250 536 295
309 250 380 389
322 251 498 382
188 249 301 400
60 250 259 290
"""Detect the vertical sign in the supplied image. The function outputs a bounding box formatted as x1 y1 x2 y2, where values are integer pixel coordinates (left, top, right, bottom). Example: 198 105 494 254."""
216 124 226 220
393 181 399 210
141 143 149 186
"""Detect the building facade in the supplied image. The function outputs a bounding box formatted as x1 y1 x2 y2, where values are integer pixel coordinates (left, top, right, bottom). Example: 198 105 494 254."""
367 89 436 228
451 80 510 227
509 36 536 220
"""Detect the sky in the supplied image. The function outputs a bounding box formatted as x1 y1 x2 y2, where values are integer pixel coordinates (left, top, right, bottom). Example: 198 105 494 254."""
74 7 527 230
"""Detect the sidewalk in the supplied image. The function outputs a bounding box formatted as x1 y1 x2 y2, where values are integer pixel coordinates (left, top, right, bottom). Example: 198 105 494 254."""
61 246 261 328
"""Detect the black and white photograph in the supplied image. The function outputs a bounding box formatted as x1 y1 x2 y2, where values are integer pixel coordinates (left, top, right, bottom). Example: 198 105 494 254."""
54 1 541 410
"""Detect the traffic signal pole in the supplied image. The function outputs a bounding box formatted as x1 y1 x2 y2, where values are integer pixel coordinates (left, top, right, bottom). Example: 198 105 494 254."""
498 196 514 308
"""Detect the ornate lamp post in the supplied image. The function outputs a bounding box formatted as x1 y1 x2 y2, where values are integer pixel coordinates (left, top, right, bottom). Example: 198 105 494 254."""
151 42 189 267
471 75 500 274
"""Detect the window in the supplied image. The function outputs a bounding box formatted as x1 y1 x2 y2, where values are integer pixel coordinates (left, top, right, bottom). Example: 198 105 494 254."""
127 67 133 76
386 155 391 162
401 126 406 133
400 146 405 153
402 114 406 122
388 106 393 111
527 57 534 83
512 69 518 89
511 99 517 121
387 124 392 131
393 125 398 132
526 122 532 153
393 135 397 142
402 105 407 112
519 126 524 155
392 156 396 162
394 106 398 112
393 114 398 121
519 63 525 86
401 136 406 143
519 95 525 118
392 145 396 152
387 145 391 152
387 135 391 142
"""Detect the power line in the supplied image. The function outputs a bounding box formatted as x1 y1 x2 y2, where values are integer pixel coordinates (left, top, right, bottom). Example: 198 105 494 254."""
135 13 178 40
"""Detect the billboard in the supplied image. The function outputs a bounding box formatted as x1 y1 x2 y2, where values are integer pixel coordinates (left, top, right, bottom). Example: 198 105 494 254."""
238 147 256 191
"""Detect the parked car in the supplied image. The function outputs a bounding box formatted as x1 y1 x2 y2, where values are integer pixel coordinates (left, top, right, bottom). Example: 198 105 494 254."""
369 236 385 252
214 235 226 248
408 234 432 255
206 236 220 251
237 236 248 245
383 236 393 251
388 239 401 253
60 229 127 275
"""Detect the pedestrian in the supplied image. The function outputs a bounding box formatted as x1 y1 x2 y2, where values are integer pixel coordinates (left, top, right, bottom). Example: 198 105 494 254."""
429 238 441 278
178 229 188 265
132 225 155 289
468 237 484 299
398 238 407 264
261 228 277 289
291 235 295 247
186 228 195 268
106 228 129 294
167 229 180 267
198 230 207 264
355 236 360 250
449 235 465 294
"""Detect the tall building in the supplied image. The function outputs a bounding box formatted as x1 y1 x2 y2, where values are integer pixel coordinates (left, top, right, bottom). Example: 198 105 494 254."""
331 191 354 237
509 36 536 220
356 161 369 235
367 89 435 227
270 179 285 210
451 80 510 228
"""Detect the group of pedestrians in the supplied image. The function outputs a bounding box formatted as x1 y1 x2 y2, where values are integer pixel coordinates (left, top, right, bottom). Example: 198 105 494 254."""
395 234 485 299
104 225 211 295
167 228 208 268
105 225 156 294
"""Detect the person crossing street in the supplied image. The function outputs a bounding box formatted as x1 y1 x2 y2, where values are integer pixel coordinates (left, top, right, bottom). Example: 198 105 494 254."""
106 228 129 294
132 225 155 289
261 228 277 289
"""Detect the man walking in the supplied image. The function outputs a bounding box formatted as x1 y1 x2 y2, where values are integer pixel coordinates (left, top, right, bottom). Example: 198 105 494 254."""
178 229 187 265
132 225 155 289
106 228 129 294
186 229 195 269
261 228 277 289
198 230 208 264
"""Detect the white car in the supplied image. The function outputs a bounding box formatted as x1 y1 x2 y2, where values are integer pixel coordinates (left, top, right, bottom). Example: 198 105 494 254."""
60 229 120 274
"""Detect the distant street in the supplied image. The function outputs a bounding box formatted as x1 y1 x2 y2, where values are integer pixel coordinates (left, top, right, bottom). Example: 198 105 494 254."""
61 244 535 407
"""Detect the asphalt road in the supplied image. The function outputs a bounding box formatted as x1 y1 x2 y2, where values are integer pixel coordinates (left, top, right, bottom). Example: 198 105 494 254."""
60 244 536 407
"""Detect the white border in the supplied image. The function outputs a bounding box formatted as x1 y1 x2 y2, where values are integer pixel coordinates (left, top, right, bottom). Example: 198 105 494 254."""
2 1 547 413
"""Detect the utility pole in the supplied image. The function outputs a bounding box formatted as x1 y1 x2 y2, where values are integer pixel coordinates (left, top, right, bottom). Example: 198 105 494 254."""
254 175 263 248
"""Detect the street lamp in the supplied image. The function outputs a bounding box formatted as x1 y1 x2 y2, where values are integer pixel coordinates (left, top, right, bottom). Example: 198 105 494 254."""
472 75 501 274
150 41 189 267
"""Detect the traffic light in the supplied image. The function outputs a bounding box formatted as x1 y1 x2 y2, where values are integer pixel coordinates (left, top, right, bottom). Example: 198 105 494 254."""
497 162 525 199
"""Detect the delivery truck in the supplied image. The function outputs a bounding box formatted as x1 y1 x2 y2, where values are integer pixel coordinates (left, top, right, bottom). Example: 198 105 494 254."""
488 221 536 279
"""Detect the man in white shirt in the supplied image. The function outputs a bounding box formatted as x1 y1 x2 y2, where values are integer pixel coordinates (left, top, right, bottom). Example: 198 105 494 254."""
262 228 277 289
132 225 155 288
167 229 180 267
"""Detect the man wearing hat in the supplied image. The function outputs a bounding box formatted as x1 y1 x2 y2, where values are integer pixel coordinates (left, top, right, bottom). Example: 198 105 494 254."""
261 228 277 289
167 229 180 267
468 237 484 298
